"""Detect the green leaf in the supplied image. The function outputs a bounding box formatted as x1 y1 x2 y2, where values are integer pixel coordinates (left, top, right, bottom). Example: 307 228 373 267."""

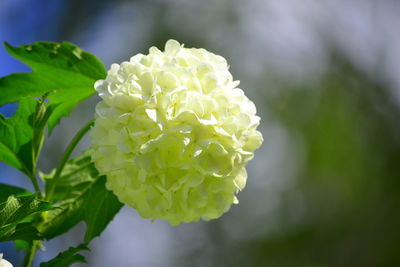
0 98 36 174
40 244 89 267
0 183 30 203
0 190 41 246
84 176 122 242
0 195 54 242
41 153 123 242
46 88 95 135
44 154 97 203
14 239 31 251
0 223 40 242
1 41 106 134
0 195 53 227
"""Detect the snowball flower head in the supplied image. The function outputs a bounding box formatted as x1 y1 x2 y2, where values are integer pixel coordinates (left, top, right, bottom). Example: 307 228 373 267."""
90 40 263 225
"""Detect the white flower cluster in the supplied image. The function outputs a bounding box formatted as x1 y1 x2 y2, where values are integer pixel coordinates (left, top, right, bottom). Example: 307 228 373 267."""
90 40 263 225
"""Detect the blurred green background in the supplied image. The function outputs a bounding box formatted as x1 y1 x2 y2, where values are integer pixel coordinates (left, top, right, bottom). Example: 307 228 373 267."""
1 0 400 266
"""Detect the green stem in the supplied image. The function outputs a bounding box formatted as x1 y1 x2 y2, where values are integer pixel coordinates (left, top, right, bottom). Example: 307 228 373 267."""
21 98 51 266
28 173 41 198
22 240 38 267
46 119 94 199
27 95 52 198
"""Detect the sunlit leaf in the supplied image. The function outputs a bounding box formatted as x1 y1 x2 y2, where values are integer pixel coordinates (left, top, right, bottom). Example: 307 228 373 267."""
1 41 106 134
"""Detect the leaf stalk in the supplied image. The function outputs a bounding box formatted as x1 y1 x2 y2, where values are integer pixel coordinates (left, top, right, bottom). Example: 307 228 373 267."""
45 119 94 200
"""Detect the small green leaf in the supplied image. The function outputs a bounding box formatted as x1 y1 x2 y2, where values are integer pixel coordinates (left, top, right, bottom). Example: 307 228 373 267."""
0 98 36 174
40 244 89 267
0 195 54 242
0 183 30 202
42 153 123 242
84 176 122 242
1 41 106 134
0 195 53 227
14 239 30 251
44 154 97 203
0 223 40 242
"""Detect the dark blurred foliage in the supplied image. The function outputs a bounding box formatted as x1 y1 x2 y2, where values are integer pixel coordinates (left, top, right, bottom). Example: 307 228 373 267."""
175 54 400 267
